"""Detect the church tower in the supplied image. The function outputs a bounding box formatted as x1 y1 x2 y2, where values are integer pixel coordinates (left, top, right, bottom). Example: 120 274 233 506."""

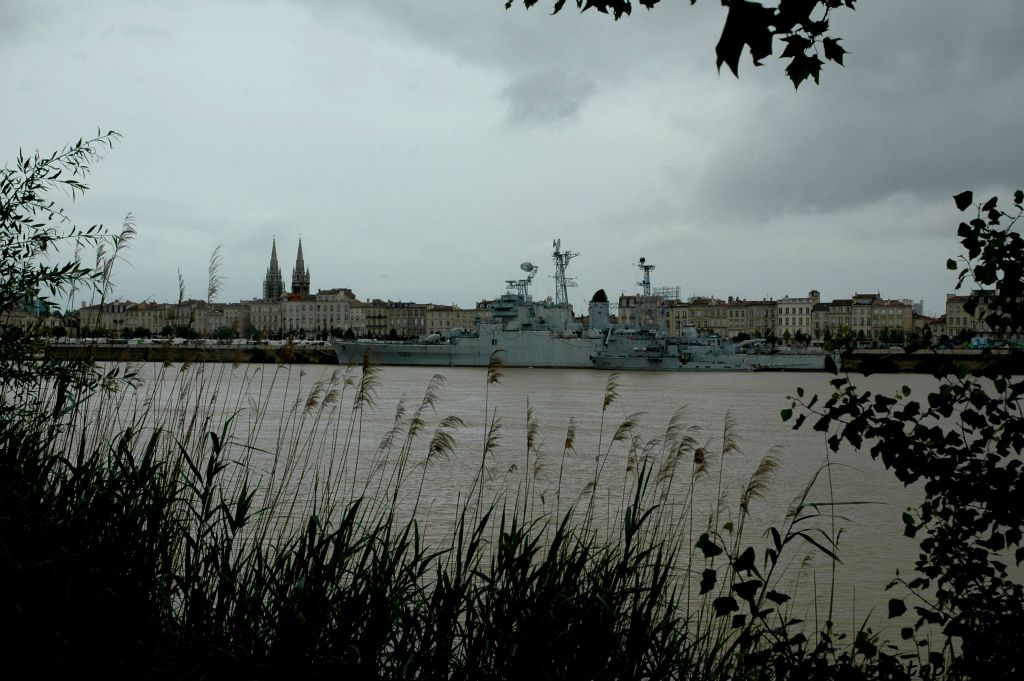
262 238 284 300
291 238 310 296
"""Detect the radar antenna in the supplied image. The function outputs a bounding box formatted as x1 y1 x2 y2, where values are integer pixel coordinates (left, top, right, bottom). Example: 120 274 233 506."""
506 261 538 299
552 238 578 307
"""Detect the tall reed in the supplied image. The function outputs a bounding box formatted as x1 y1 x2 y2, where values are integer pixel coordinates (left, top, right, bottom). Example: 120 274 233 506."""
0 360 910 679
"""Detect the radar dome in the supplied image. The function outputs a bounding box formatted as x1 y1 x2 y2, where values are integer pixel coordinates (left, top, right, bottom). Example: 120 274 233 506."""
520 262 534 272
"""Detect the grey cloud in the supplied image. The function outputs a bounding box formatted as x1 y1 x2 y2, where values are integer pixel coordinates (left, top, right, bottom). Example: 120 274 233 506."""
502 70 596 124
108 23 178 43
0 3 47 47
5 0 1022 317
299 0 723 83
690 1 1024 222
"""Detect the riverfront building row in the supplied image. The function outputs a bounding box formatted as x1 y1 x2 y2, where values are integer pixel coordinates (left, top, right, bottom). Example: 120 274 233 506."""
5 239 1003 344
72 241 492 339
74 295 493 340
70 290 1004 345
617 290 922 343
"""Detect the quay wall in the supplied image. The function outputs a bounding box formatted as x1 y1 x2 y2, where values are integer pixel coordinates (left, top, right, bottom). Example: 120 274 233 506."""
42 343 1024 373
44 343 339 365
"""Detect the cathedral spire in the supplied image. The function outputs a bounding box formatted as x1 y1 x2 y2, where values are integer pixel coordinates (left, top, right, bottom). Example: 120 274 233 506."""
291 237 310 295
262 237 284 300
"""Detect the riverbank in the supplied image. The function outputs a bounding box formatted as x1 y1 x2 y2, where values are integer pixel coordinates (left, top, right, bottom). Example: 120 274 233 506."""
42 342 1024 373
44 341 338 365
840 347 1024 374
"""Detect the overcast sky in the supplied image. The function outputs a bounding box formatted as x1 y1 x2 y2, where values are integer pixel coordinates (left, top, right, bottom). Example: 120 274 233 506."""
3 0 1021 316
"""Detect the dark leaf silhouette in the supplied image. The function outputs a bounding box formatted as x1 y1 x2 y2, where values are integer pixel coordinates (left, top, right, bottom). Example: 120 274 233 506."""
506 1 855 84
953 190 973 211
822 36 846 65
713 595 739 616
716 1 775 77
700 568 717 595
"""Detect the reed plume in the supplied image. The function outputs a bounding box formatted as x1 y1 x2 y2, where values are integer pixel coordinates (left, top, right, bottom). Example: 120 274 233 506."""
486 350 504 386
555 416 576 518
602 371 619 412
739 451 781 517
207 244 224 304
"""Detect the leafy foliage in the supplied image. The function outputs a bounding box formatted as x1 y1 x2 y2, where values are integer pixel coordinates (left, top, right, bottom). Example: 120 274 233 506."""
789 190 1024 679
682 461 912 680
504 0 855 88
0 132 126 399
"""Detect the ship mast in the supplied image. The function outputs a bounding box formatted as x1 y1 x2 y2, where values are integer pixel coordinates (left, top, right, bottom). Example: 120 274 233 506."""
636 257 663 331
637 257 655 297
552 238 578 307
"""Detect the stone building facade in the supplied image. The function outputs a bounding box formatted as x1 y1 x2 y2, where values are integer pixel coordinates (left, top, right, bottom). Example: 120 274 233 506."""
625 294 779 339
943 291 1000 339
77 299 253 337
616 288 915 343
776 291 820 339
814 293 914 341
249 288 355 337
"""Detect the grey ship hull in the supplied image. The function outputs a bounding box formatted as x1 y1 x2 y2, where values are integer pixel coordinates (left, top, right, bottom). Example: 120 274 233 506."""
591 354 686 371
740 352 829 371
332 338 828 372
593 329 829 371
684 348 828 371
591 350 827 371
332 330 603 368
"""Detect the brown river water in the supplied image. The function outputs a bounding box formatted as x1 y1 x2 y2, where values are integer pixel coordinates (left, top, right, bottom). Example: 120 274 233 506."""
115 362 938 640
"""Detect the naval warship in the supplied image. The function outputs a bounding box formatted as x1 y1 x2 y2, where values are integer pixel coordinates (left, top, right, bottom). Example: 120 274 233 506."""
331 242 830 371
588 257 829 371
331 240 606 368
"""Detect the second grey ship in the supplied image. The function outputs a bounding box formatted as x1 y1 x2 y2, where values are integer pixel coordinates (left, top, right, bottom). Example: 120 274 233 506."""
591 259 829 371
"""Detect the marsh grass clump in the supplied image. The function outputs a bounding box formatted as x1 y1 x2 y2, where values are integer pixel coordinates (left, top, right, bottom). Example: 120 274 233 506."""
0 361 911 680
